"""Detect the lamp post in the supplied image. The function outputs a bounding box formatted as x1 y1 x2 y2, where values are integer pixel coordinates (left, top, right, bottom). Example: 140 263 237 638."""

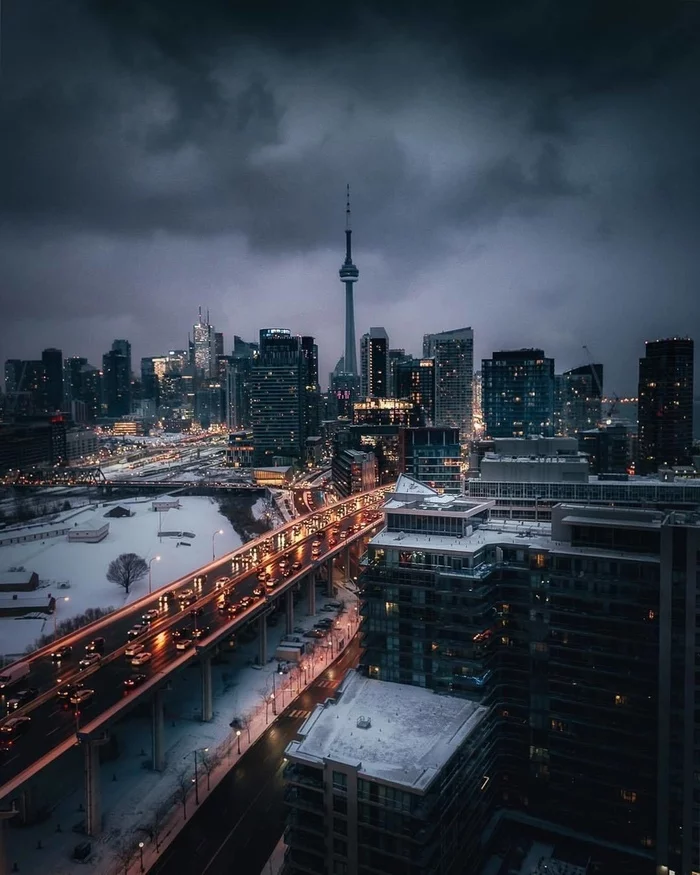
212 529 224 561
236 729 241 755
271 692 276 716
148 555 161 595
138 841 144 873
193 749 200 805
53 596 69 635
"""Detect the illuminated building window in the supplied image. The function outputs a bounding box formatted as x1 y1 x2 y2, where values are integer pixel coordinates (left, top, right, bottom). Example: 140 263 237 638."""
621 789 637 803
615 694 628 706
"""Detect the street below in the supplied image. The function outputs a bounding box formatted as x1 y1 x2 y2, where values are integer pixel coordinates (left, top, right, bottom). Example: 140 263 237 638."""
149 635 361 875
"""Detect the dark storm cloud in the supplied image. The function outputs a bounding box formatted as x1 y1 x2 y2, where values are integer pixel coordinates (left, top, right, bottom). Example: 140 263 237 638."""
1 0 700 395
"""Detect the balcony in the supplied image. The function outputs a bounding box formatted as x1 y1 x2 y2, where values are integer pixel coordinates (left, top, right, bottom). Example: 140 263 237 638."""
288 809 325 837
284 786 325 814
284 763 324 792
284 846 325 875
285 826 326 858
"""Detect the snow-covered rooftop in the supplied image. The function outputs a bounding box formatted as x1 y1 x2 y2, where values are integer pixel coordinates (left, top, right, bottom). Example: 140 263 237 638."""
372 519 552 556
288 671 487 792
393 474 438 496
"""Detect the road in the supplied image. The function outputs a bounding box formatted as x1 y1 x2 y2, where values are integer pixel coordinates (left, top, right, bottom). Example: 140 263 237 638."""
0 492 382 797
150 636 361 875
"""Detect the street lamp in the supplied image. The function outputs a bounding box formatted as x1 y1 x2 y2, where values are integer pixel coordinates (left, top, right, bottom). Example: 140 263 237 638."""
271 692 276 716
236 729 241 754
212 529 224 561
148 555 161 595
138 841 144 873
53 596 69 635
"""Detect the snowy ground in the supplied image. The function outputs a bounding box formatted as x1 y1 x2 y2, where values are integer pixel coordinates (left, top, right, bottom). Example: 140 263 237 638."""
252 495 286 529
0 496 241 658
3 579 359 875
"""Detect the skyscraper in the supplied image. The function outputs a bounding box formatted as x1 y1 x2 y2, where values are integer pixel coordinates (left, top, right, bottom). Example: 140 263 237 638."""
300 336 320 443
192 308 216 377
423 327 474 437
637 337 694 473
339 185 359 376
41 348 64 412
250 329 303 464
482 348 555 438
359 327 389 398
395 357 436 423
102 345 131 418
554 363 603 436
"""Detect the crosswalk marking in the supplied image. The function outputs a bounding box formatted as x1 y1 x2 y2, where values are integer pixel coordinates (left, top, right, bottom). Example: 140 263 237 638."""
288 709 311 719
316 679 336 688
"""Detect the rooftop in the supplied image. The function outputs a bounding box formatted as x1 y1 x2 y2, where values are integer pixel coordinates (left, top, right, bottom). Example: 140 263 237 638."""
287 670 487 792
372 519 552 557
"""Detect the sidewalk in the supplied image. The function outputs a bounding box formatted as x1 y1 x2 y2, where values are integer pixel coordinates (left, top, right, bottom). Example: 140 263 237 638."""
121 583 358 874
260 837 287 875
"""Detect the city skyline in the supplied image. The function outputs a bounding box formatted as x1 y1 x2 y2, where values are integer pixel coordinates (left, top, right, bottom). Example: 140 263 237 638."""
2 2 700 395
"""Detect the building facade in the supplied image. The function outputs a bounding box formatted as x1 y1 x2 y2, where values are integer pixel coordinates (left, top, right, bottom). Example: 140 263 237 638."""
352 398 423 428
482 349 555 438
398 427 461 493
422 327 474 438
41 348 64 413
395 358 436 424
554 364 603 436
360 327 389 398
332 448 377 497
102 342 132 418
637 337 694 474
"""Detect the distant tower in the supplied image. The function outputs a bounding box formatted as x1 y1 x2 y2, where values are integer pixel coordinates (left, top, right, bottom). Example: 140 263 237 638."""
339 184 359 376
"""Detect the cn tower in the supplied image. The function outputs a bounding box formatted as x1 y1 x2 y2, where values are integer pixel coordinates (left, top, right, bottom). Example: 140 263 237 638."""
339 184 359 375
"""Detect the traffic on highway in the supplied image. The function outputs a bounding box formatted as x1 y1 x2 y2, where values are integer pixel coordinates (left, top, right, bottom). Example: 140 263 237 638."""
0 487 385 798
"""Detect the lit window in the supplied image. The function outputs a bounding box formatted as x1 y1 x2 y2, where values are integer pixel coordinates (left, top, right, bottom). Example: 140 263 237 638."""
621 789 637 803
615 694 628 706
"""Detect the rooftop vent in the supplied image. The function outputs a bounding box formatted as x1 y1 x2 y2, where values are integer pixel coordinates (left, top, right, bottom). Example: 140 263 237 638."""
356 716 372 730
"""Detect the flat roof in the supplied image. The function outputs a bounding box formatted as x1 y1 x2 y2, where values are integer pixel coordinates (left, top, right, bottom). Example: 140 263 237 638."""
372 520 552 556
287 671 487 793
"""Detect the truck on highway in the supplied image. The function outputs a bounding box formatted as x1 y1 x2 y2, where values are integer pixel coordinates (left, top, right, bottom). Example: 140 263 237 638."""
0 661 30 691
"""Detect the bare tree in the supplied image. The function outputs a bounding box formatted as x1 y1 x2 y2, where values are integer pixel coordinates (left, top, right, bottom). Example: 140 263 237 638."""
114 839 137 875
240 712 252 744
258 684 272 724
151 799 171 853
200 749 219 791
173 768 192 820
107 553 149 595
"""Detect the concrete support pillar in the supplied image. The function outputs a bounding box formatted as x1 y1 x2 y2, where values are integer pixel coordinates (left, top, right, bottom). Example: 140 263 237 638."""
307 573 316 616
285 589 294 634
327 554 336 597
83 740 102 837
201 653 213 723
0 809 18 875
151 688 165 771
258 614 268 665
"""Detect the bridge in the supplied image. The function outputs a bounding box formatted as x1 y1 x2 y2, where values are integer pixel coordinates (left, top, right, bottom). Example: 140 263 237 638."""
0 485 388 842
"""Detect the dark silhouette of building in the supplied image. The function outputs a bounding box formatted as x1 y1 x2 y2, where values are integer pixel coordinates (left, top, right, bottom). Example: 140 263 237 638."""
637 337 694 473
388 348 411 398
102 344 131 418
360 327 389 398
41 348 64 413
482 348 555 438
579 422 632 474
555 363 603 435
0 416 67 472
300 336 320 444
395 357 436 423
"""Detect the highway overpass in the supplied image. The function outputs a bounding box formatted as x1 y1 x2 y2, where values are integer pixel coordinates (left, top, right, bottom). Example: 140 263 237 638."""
0 485 388 840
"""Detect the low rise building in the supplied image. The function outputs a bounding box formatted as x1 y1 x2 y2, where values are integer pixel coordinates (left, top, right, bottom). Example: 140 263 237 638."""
67 519 109 543
283 669 492 875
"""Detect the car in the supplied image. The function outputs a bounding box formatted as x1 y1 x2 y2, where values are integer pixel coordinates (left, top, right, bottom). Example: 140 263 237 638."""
316 618 333 628
158 589 175 606
191 626 211 640
252 585 264 597
312 626 329 637
68 689 95 708
125 642 145 658
293 626 305 634
329 537 337 546
225 603 241 617
312 541 321 550
56 682 84 700
172 628 186 640
50 645 72 661
291 562 302 572
127 624 148 640
189 607 204 619
321 605 336 613
178 589 194 601
266 579 278 590
0 716 31 749
131 651 152 666
340 531 348 540
6 688 39 711
85 637 105 653
142 609 160 624
193 575 206 589
123 674 147 691
215 577 229 590
79 653 101 670
179 594 197 608
256 570 267 581
175 637 193 651
303 629 325 639
282 568 291 578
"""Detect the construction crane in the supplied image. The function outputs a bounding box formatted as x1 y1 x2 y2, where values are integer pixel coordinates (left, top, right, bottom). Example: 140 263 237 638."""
582 346 619 422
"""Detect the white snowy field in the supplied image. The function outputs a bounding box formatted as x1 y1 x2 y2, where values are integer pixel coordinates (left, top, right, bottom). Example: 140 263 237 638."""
0 496 241 658
2 580 359 875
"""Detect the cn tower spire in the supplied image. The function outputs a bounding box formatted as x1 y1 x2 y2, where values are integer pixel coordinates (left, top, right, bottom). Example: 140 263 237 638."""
339 183 359 376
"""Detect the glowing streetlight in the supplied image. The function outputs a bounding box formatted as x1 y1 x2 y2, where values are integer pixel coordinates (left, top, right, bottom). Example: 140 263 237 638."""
53 596 69 635
148 556 161 594
138 841 144 873
212 529 224 561
236 729 241 754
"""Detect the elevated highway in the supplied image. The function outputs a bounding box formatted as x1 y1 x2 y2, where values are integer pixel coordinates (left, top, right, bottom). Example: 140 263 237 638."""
0 485 388 835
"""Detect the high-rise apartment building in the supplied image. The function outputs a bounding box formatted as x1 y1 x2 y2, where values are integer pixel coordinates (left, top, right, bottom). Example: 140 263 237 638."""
482 348 555 438
41 348 64 412
192 308 216 377
422 327 474 438
554 364 603 436
395 357 436 424
360 327 389 398
637 337 694 474
214 331 224 360
388 348 411 398
250 329 303 464
300 336 320 443
399 426 461 492
102 345 131 418
360 477 700 875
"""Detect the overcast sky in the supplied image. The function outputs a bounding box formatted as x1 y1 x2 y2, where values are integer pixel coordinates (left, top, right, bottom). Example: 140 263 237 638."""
2 0 700 394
